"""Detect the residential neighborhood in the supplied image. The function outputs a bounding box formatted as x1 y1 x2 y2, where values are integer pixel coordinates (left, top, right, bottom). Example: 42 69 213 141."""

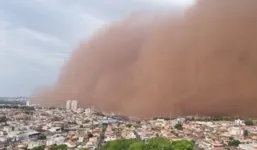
0 103 256 150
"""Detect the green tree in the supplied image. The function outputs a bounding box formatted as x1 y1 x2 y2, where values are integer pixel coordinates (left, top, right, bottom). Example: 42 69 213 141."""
79 148 89 150
228 140 240 147
98 137 194 150
245 120 254 126
145 137 173 150
50 144 68 150
99 139 141 150
174 123 183 130
172 140 194 150
32 145 45 150
128 141 144 150
244 130 249 137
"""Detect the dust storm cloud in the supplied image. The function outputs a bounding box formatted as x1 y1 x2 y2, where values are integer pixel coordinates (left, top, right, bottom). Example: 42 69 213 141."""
33 0 257 118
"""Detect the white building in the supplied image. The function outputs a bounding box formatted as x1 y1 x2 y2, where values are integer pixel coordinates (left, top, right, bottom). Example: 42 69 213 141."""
77 136 84 143
49 127 61 133
3 126 13 132
64 141 76 148
8 131 40 142
239 144 257 150
77 108 84 113
235 119 245 126
124 132 136 139
104 135 117 142
228 127 244 136
71 100 78 111
46 135 65 146
27 141 45 149
26 100 30 106
171 118 186 127
85 108 92 114
85 137 97 150
66 100 71 110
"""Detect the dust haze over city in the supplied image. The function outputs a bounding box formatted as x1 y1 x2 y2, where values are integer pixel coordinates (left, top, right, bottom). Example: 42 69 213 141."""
33 0 257 118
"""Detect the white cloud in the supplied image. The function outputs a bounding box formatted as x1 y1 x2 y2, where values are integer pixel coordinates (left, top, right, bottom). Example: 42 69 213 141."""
0 0 186 96
2 22 69 67
136 0 195 8
161 0 195 6
0 0 106 96
17 27 66 46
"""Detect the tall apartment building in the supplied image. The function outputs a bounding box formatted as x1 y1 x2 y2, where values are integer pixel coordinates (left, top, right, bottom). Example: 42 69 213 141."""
66 100 78 111
26 100 31 106
66 100 71 110
71 100 78 111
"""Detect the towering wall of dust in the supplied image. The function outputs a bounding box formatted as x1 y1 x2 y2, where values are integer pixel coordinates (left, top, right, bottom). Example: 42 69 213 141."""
33 0 257 118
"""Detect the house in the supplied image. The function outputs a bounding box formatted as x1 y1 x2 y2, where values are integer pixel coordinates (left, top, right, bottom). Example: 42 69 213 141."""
64 140 76 148
239 143 257 150
228 127 243 136
0 142 6 150
77 136 84 143
0 137 7 142
49 127 61 133
104 135 117 142
124 132 136 139
85 137 97 150
17 144 27 149
27 140 45 149
211 141 224 148
0 131 4 136
46 134 65 146
8 131 40 141
235 119 244 126
3 126 13 133
85 109 92 115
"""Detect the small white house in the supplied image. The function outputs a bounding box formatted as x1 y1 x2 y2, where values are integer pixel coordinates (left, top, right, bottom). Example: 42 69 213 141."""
3 126 13 132
46 135 65 146
235 119 245 126
49 127 61 133
27 141 45 149
104 135 117 142
124 132 136 139
228 127 244 136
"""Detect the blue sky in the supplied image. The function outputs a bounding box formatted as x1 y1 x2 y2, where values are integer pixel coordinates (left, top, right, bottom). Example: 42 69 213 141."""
0 0 194 96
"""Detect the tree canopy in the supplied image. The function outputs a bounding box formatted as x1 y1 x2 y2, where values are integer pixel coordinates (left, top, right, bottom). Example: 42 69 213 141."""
49 144 68 150
98 138 194 150
174 123 183 130
228 140 240 147
32 146 45 150
245 120 254 126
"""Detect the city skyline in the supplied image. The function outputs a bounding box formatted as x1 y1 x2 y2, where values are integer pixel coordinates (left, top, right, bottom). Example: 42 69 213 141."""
66 100 78 111
0 104 255 149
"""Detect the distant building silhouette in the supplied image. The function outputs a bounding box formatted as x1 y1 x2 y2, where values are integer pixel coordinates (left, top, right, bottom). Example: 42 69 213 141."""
26 100 31 106
66 100 71 110
71 100 78 111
